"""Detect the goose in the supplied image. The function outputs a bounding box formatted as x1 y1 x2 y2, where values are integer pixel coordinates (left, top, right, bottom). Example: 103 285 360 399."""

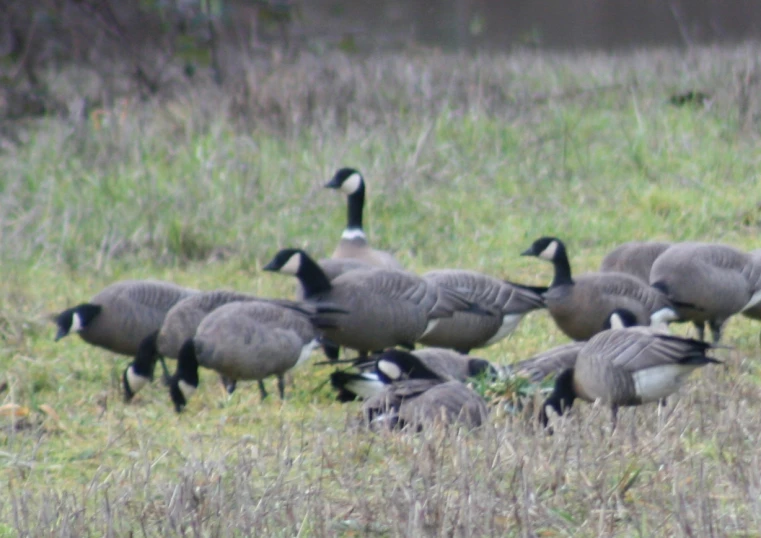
539 324 720 428
263 248 489 356
418 270 546 353
54 279 197 376
600 241 672 283
650 242 761 343
325 167 402 270
521 237 676 341
169 300 337 412
509 308 676 383
742 249 761 340
330 348 495 401
362 379 489 431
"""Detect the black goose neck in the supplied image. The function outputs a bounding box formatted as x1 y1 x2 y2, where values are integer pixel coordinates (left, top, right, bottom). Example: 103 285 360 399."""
550 244 574 287
298 254 333 298
346 181 365 231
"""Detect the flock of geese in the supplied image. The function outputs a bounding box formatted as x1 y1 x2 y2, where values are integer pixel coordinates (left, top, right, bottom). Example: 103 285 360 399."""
53 168 761 431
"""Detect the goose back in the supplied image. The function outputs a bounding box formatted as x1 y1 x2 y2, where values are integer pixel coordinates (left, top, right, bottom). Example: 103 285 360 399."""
600 241 672 282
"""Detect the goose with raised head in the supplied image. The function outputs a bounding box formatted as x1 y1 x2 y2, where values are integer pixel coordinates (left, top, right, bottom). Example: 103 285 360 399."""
263 248 490 356
169 300 338 412
521 237 676 341
325 167 402 270
539 324 720 428
650 242 761 343
418 270 546 353
600 241 672 283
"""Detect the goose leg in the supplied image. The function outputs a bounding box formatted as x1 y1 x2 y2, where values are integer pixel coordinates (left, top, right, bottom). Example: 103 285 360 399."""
258 380 268 401
693 321 705 341
708 320 724 344
610 405 619 431
277 375 286 400
159 357 171 386
219 375 236 394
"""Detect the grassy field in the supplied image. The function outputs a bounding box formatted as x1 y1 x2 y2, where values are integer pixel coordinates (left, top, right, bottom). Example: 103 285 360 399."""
2 44 761 536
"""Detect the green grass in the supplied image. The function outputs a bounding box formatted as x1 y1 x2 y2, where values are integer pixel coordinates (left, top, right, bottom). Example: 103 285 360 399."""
2 45 761 535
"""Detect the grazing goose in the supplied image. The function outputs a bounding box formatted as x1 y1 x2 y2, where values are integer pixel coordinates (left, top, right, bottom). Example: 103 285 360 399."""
169 300 336 412
325 167 402 270
54 280 196 376
362 379 489 431
539 325 720 428
521 237 676 341
263 248 488 356
418 270 546 353
509 308 677 383
600 241 672 283
650 242 761 343
330 348 495 401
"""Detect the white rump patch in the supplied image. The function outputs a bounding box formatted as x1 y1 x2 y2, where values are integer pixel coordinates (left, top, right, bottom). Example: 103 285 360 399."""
484 314 523 346
295 339 319 368
539 240 559 261
178 379 197 400
280 252 302 275
340 172 363 195
341 228 367 240
71 313 84 333
741 289 761 312
377 359 403 381
632 364 698 403
345 373 384 399
126 366 149 394
421 319 439 338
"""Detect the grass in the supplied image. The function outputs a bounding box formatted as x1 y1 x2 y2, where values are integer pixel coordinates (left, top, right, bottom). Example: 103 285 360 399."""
2 44 761 535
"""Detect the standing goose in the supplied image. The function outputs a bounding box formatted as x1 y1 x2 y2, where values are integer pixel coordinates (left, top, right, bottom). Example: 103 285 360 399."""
263 248 489 356
325 167 402 270
509 308 677 383
650 242 761 343
521 237 676 341
362 379 489 431
330 348 495 401
54 279 197 375
169 300 335 412
539 325 720 428
418 270 547 353
600 241 672 283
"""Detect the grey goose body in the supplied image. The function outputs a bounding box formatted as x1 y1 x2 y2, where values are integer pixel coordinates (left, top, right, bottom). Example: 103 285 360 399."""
600 241 672 283
264 249 487 355
325 167 402 270
418 270 546 352
522 237 675 341
540 325 719 428
650 242 761 342
54 279 196 356
169 300 334 412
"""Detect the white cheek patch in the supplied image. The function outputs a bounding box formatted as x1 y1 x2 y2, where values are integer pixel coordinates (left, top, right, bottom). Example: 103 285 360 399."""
650 307 677 331
377 359 403 381
178 379 197 400
280 253 302 275
71 313 84 333
341 228 367 240
126 367 150 394
608 313 626 330
340 173 363 195
632 364 697 403
539 241 558 261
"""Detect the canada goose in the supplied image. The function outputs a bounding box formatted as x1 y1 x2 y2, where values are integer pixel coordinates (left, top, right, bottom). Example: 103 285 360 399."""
325 167 402 270
521 237 676 341
263 248 489 355
539 325 720 428
330 348 495 401
742 250 761 334
362 379 488 431
509 308 679 383
54 280 196 380
123 289 256 401
418 270 546 353
169 300 335 412
650 242 761 343
600 241 672 283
